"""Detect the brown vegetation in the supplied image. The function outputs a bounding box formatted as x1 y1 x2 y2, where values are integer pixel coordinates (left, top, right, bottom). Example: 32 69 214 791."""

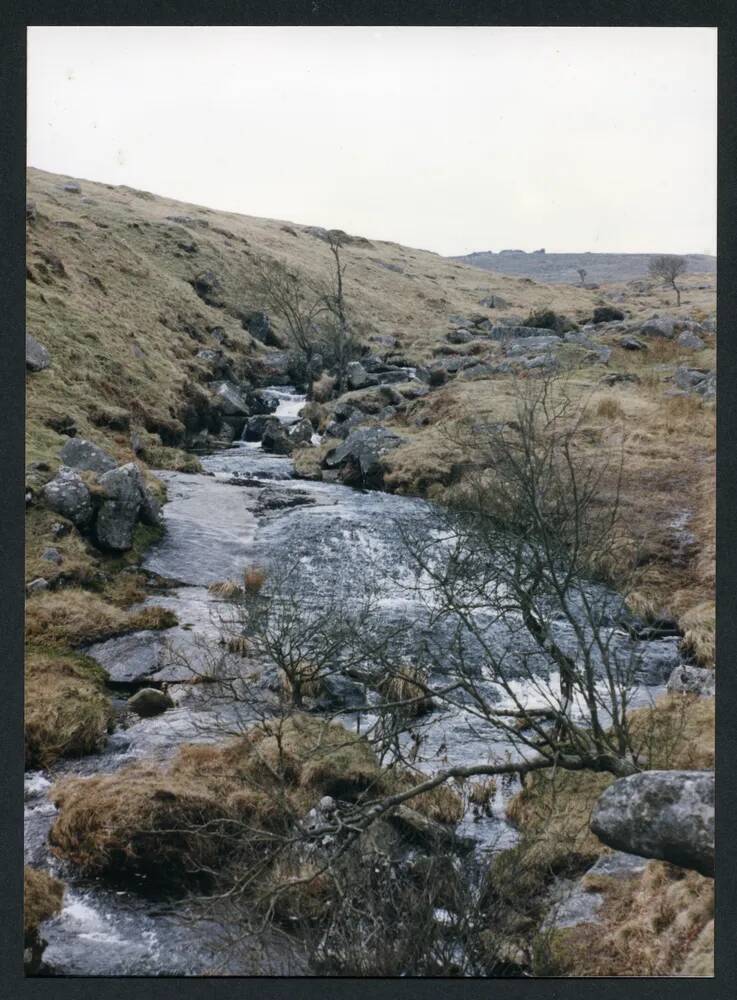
549 861 713 976
50 715 409 881
24 866 64 943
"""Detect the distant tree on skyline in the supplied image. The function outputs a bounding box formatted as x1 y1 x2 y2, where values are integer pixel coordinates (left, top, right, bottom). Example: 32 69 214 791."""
649 254 687 306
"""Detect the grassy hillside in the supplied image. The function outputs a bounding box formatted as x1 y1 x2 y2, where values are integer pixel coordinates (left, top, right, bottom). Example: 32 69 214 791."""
27 165 621 470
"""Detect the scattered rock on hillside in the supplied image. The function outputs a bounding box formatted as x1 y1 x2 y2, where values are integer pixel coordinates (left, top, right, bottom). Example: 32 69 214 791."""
677 331 706 351
600 372 640 386
60 437 116 474
191 269 224 307
673 367 716 398
25 334 50 372
127 687 174 718
26 200 37 223
666 665 715 698
42 468 94 528
639 315 678 339
619 336 648 351
26 578 49 594
591 770 714 877
63 181 81 193
505 335 561 355
41 547 63 565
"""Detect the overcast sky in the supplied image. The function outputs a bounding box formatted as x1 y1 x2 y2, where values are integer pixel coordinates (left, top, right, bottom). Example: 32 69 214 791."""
27 26 717 256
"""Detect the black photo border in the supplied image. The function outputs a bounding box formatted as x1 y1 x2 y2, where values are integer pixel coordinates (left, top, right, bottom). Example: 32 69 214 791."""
1 3 734 998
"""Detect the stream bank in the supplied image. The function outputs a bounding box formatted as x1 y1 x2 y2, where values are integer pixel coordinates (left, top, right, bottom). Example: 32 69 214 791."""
25 387 674 976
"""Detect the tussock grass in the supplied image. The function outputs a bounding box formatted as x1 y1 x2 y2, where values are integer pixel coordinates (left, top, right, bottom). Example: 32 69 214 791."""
312 373 337 402
25 652 113 768
376 665 434 716
49 715 398 883
244 566 266 595
548 861 713 976
25 588 175 650
208 579 245 600
292 438 340 480
24 866 64 942
595 396 624 420
49 714 467 889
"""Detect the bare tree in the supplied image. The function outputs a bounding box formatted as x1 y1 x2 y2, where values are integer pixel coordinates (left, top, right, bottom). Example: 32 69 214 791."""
318 231 360 394
577 267 587 286
649 254 687 306
152 374 669 972
252 257 327 392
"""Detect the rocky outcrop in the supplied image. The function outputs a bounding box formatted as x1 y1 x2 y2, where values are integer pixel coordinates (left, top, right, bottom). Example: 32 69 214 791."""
238 310 282 347
666 665 715 697
288 418 313 446
60 437 116 474
672 367 716 399
42 468 94 528
261 421 294 455
42 454 161 552
191 269 224 307
215 381 250 417
95 462 161 551
324 427 404 488
590 770 714 877
26 333 51 372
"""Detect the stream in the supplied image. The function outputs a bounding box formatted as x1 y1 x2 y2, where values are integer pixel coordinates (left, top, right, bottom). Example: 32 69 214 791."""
25 386 674 976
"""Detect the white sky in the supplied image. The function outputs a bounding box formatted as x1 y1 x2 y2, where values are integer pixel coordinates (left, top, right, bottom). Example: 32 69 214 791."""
27 26 717 256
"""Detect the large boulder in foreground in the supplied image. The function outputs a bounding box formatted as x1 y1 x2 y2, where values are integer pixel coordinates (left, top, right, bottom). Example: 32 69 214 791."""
590 770 714 877
324 427 403 488
26 334 51 372
95 462 161 551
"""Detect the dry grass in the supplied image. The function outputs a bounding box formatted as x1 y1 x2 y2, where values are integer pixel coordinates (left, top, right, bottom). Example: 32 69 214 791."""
25 587 175 650
595 396 624 420
549 861 713 976
208 579 245 599
292 438 340 480
25 652 113 768
312 373 337 402
244 566 266 595
49 715 399 882
49 714 467 890
376 665 434 716
24 866 64 942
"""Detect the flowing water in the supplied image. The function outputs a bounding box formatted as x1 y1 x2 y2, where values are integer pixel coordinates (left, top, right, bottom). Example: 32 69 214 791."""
25 387 672 976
